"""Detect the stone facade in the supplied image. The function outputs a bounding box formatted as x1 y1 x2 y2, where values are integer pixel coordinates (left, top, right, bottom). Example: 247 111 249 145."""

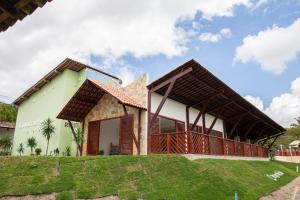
82 74 149 155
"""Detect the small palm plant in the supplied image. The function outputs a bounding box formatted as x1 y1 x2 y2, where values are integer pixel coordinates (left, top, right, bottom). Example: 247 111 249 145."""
74 127 83 155
40 118 55 155
17 143 24 156
27 137 37 155
0 135 13 153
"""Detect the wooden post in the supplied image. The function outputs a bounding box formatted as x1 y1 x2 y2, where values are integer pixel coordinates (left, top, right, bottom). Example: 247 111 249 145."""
186 106 190 131
202 113 206 134
147 91 151 154
138 109 141 155
167 134 171 153
68 120 81 156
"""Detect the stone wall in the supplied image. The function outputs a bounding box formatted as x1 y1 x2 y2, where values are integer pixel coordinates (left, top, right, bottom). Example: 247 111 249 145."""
124 73 149 155
82 73 149 155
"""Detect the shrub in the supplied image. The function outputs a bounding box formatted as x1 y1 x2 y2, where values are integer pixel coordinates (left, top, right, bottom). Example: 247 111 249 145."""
54 148 60 156
26 137 37 155
35 148 42 155
17 143 24 156
98 150 104 155
0 135 12 153
64 146 71 156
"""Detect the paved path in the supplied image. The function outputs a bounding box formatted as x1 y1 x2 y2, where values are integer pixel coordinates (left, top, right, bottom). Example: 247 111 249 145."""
260 177 300 200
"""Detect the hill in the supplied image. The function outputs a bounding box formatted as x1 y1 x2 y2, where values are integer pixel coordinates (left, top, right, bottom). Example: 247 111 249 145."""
0 155 298 200
274 127 300 147
0 103 17 123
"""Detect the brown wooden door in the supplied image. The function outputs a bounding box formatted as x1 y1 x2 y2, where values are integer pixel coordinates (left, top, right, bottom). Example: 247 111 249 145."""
119 115 133 154
87 121 100 155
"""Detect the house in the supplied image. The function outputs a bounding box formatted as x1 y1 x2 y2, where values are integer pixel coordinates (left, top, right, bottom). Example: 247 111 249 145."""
12 58 121 155
56 59 285 157
0 121 15 139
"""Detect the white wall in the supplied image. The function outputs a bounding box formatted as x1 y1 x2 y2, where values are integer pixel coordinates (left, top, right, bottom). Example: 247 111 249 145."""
151 93 224 132
99 118 120 155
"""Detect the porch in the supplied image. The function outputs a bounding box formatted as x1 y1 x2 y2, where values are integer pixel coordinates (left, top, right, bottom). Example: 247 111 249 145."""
150 131 268 157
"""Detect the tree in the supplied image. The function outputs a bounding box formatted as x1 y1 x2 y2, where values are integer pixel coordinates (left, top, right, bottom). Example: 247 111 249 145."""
0 103 17 122
40 118 55 155
74 127 83 155
27 137 37 155
17 143 24 156
0 135 12 153
291 117 300 128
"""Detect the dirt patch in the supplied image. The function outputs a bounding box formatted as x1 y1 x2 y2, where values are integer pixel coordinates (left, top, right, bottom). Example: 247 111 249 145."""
0 193 56 200
78 196 120 200
0 194 120 200
260 176 300 200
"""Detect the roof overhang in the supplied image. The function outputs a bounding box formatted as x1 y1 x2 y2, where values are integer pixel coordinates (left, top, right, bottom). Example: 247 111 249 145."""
147 59 285 140
57 79 146 122
0 0 52 32
13 58 122 106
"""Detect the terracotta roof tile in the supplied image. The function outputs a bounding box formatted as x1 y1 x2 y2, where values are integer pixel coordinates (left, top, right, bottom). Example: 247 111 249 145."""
89 79 146 110
0 122 15 129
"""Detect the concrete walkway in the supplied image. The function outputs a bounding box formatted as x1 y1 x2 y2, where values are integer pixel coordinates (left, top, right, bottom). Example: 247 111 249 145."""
260 176 300 200
183 154 269 161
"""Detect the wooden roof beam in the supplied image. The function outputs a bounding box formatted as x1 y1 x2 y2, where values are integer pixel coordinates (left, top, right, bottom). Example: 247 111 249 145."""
0 0 22 18
149 78 176 129
188 90 224 108
192 73 282 132
149 67 192 93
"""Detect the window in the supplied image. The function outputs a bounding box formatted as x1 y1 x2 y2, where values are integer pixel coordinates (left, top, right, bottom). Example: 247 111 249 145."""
160 117 176 134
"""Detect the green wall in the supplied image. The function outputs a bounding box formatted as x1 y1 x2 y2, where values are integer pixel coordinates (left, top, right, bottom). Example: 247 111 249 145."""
12 69 86 156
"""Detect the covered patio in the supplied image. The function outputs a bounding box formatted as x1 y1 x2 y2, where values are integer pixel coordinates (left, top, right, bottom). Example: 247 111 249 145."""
147 59 285 157
57 79 146 156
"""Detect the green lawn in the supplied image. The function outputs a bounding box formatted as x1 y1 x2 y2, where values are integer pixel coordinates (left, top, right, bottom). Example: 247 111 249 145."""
0 155 298 200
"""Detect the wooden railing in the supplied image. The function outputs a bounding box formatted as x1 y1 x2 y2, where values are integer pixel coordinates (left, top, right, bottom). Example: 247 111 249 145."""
150 131 268 157
275 151 300 156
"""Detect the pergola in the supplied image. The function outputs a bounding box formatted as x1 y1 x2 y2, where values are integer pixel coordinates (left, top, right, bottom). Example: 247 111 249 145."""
147 59 285 147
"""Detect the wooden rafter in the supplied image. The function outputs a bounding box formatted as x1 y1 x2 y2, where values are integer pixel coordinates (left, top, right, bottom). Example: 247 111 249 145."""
207 107 224 134
242 120 260 139
68 120 82 156
0 0 22 18
122 103 128 115
254 128 267 143
149 78 176 129
149 67 192 93
206 100 234 113
268 135 280 149
227 113 248 138
191 100 209 131
189 91 223 108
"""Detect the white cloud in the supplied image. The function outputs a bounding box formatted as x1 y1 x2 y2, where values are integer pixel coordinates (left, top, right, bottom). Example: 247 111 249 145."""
251 0 268 11
0 0 254 98
235 18 300 74
245 77 300 127
244 95 264 110
198 28 232 42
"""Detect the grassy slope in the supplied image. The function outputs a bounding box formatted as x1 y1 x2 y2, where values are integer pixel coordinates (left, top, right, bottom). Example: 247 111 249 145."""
0 155 299 200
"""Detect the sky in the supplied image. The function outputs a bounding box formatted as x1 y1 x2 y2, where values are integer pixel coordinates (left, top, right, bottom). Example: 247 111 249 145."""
0 0 299 127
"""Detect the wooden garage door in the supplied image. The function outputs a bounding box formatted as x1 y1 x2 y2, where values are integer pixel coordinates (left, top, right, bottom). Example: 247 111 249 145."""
119 115 133 154
87 121 100 155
